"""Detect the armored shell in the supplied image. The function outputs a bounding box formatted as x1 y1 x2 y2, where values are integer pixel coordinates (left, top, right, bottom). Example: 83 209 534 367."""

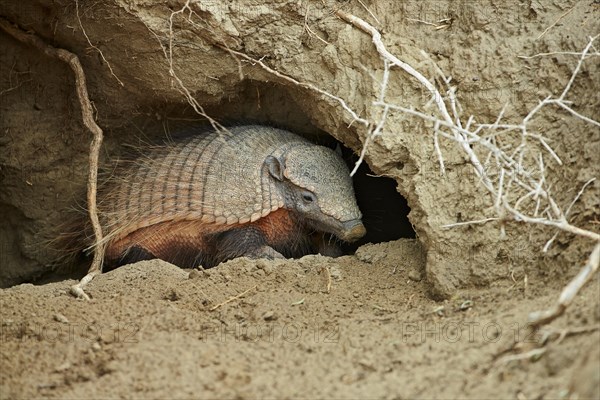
96 125 364 266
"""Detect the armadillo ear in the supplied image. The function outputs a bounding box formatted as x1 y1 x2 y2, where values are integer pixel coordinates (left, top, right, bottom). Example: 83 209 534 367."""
265 155 285 181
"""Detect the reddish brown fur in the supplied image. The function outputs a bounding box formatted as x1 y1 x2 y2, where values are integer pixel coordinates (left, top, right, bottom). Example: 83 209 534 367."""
253 208 299 247
105 208 302 267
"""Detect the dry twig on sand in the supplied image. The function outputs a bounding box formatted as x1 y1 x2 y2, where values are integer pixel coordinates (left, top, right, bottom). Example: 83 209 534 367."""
0 17 105 300
210 285 258 311
528 242 600 327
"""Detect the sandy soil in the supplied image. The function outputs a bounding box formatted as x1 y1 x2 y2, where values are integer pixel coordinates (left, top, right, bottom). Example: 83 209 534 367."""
1 239 598 399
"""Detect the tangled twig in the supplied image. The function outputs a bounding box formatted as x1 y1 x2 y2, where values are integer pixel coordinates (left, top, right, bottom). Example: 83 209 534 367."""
0 17 105 300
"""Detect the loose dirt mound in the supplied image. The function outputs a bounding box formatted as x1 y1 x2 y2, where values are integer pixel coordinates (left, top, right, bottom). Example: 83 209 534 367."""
1 240 599 398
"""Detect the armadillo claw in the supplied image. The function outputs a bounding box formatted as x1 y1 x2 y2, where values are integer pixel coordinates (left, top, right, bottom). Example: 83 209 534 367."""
247 245 285 261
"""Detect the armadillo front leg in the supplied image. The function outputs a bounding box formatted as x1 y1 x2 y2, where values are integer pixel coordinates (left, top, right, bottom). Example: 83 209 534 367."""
247 245 285 260
211 226 285 264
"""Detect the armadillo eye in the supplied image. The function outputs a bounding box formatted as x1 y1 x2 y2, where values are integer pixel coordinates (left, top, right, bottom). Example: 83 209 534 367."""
302 192 315 203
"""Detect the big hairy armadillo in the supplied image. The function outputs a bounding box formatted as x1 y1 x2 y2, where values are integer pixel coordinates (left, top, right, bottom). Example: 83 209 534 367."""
93 125 365 269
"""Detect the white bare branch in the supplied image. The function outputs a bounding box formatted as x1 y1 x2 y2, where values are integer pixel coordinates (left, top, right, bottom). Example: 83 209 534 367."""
528 242 600 327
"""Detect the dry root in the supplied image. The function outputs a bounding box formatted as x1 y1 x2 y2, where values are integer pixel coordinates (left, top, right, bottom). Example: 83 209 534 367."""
528 242 600 327
0 17 105 300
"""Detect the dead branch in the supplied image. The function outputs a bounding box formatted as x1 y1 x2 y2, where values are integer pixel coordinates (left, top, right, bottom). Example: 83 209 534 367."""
303 4 330 45
540 324 600 345
497 347 547 365
356 0 380 25
164 2 224 132
528 242 600 327
130 1 224 131
0 17 105 300
536 4 577 40
336 9 494 190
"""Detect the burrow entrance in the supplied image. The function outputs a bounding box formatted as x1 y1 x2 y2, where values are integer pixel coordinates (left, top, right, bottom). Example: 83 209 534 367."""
112 81 415 257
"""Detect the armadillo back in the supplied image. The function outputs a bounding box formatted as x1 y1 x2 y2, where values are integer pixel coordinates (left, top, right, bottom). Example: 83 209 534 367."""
98 125 309 245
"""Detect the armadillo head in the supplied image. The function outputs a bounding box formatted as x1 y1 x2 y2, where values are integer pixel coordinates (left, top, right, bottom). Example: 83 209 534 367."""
265 145 366 242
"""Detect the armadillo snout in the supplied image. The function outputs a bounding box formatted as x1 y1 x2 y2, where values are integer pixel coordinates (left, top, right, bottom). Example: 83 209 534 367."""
339 220 366 242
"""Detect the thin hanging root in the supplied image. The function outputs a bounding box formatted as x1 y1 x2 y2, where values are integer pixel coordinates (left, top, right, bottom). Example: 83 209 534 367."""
0 18 105 299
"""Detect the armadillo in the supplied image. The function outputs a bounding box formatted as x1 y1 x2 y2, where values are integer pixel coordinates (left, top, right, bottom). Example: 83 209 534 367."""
94 125 366 269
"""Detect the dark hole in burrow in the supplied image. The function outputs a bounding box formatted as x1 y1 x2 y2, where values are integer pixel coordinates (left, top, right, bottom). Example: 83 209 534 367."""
339 147 415 252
